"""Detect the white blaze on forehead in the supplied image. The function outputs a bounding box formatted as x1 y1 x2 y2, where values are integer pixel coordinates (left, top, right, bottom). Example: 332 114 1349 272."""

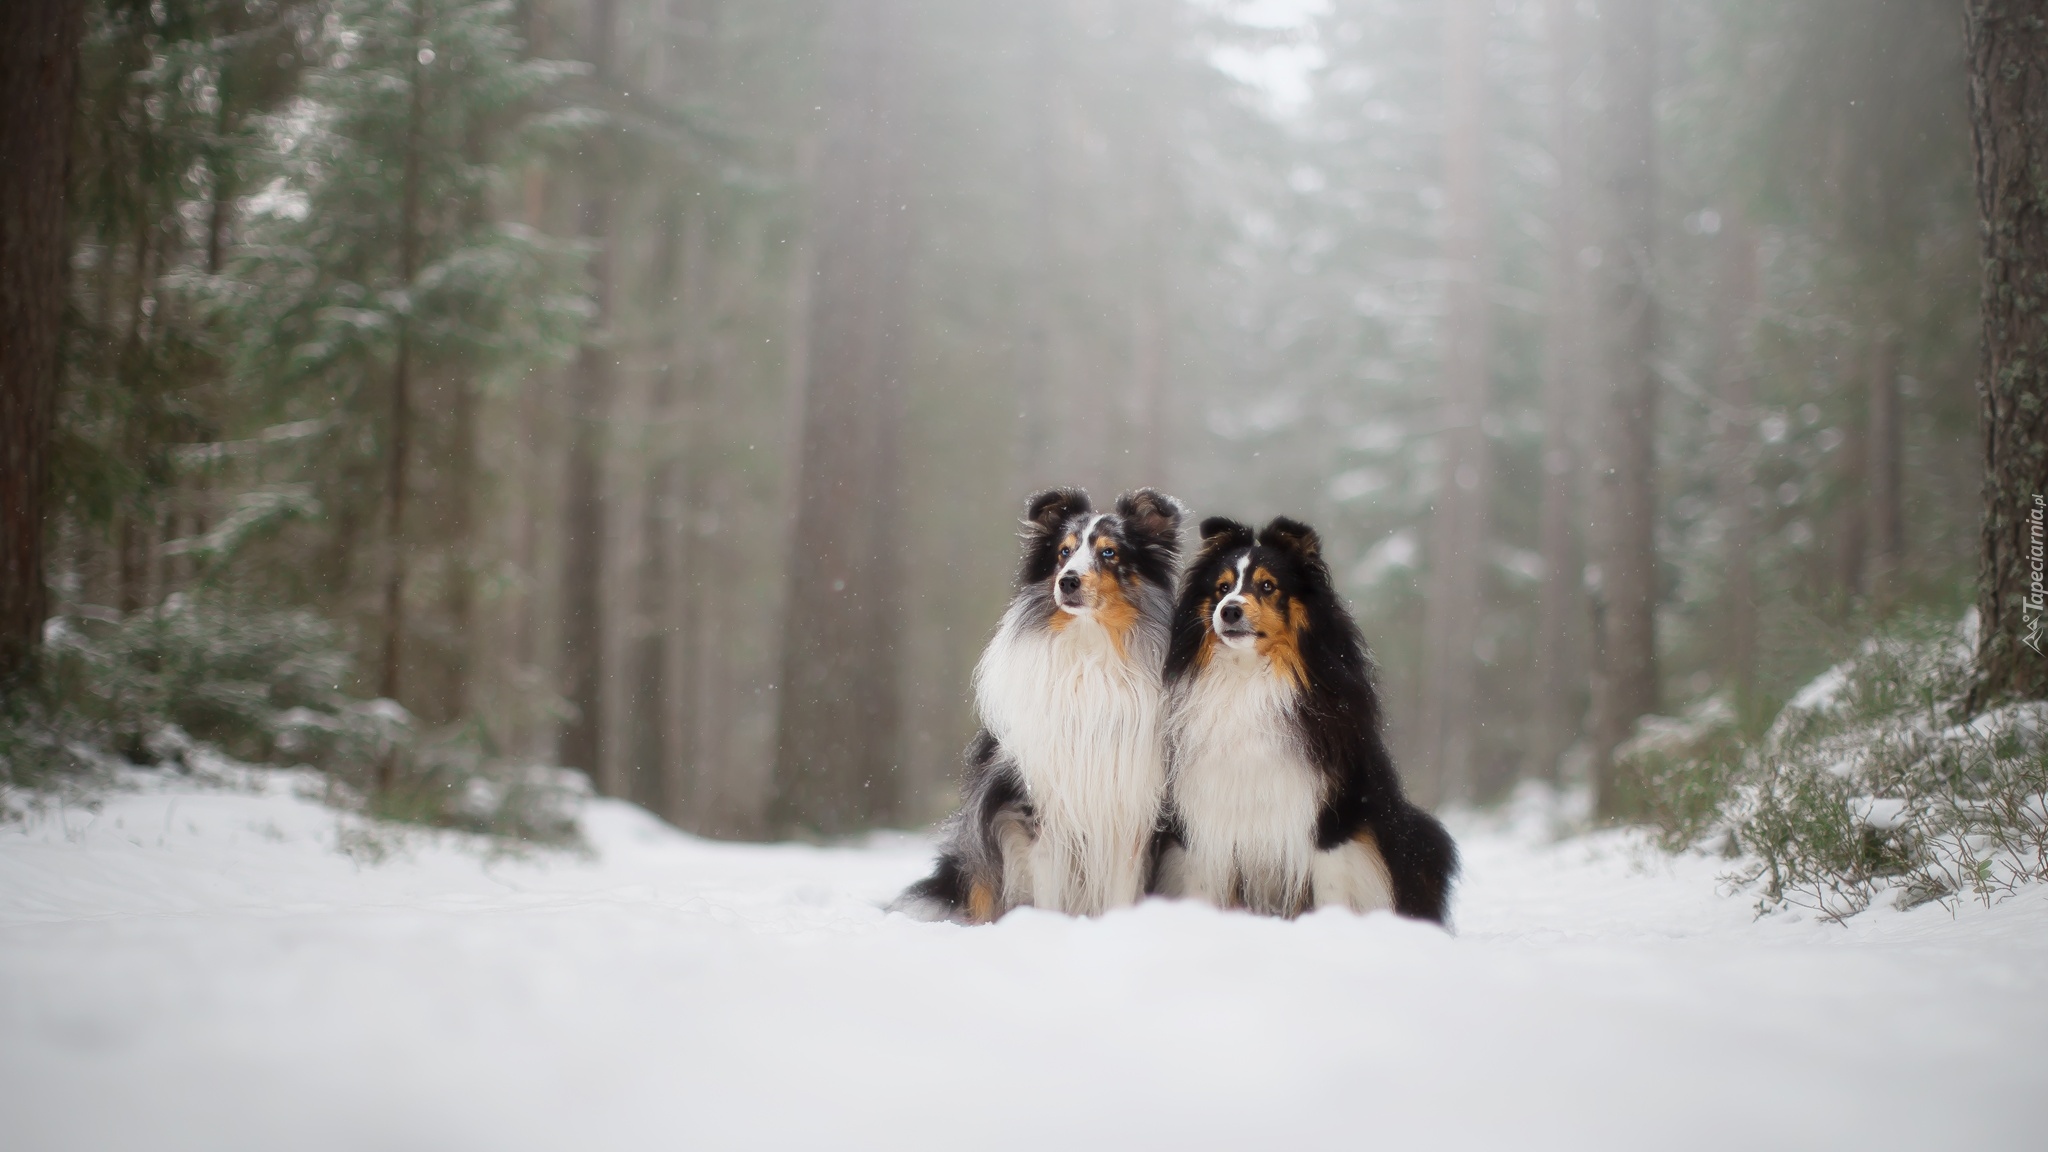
1060 513 1110 578
1224 554 1251 600
1213 553 1253 636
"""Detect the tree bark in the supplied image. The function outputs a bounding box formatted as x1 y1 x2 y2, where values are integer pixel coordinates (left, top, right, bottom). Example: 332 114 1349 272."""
768 0 917 835
1534 0 1589 782
114 202 159 618
445 368 478 720
205 97 236 278
377 6 429 792
558 0 619 788
1834 367 1867 601
1968 0 2048 703
1588 0 1659 816
0 0 84 688
661 198 714 826
1012 3 1059 496
1126 0 1174 491
1415 0 1493 807
636 305 681 821
651 0 722 828
1865 330 1903 610
1711 213 1760 706
438 113 494 726
116 511 149 614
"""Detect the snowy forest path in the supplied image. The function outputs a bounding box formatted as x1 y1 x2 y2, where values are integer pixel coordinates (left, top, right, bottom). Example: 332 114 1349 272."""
2 773 2043 1151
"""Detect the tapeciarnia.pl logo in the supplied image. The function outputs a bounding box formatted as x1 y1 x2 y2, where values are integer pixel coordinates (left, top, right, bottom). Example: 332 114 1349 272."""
2027 494 2045 656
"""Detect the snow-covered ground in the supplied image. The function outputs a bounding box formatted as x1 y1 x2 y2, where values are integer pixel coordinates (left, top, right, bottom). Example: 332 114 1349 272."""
3 769 2043 1151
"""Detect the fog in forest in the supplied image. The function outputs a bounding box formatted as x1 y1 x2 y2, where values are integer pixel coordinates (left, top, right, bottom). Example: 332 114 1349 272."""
41 0 1981 839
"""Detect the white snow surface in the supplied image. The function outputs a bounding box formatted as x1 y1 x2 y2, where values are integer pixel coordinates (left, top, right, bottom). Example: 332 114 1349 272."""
4 770 2044 1152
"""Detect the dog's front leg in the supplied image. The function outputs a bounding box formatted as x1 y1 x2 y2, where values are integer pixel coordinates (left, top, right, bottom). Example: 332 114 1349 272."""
1026 832 1078 914
994 805 1038 913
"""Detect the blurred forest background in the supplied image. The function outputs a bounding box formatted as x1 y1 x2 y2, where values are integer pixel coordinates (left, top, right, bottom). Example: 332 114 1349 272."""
2 0 1995 838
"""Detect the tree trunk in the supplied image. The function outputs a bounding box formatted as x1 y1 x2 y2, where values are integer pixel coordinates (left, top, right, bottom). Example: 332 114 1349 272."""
558 383 609 788
603 340 653 808
205 106 236 276
1013 5 1056 494
1712 213 1760 707
1968 8 2048 698
445 369 478 719
114 198 161 620
558 0 619 789
1834 365 1867 602
1968 0 2048 704
659 198 714 827
0 0 83 688
1415 0 1493 807
1126 0 1174 490
646 0 721 827
1865 330 1903 611
651 344 691 825
116 511 149 614
377 7 429 791
635 296 680 821
439 114 494 725
768 0 917 835
1588 0 1659 816
1534 0 1588 782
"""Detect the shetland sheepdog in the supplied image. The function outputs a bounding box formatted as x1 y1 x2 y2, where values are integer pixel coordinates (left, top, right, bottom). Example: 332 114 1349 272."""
1152 516 1457 923
893 487 1186 923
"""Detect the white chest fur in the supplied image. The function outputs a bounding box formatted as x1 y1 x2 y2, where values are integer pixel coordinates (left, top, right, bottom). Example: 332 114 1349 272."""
974 601 1168 915
1165 646 1325 915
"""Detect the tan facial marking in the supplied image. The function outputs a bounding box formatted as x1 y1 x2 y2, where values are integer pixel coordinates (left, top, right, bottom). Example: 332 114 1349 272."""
1083 567 1139 656
1234 568 1283 638
1045 532 1084 628
1239 567 1308 690
1194 597 1220 669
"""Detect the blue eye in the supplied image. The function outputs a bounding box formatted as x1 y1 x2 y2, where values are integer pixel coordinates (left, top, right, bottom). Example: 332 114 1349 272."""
1058 546 1072 559
1099 547 1116 561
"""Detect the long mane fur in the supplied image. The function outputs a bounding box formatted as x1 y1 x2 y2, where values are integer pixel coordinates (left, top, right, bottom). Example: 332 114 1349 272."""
1163 516 1458 923
895 487 1185 921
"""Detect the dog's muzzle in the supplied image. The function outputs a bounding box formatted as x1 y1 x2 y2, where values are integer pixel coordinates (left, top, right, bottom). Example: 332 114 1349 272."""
1214 599 1255 645
1057 570 1087 609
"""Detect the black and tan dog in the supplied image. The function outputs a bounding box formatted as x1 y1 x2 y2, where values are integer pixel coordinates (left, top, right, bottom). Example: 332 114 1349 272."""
1152 516 1457 923
894 487 1186 923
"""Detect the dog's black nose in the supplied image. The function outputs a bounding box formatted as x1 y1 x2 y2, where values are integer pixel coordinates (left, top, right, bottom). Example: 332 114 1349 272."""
1059 572 1082 595
1220 603 1243 626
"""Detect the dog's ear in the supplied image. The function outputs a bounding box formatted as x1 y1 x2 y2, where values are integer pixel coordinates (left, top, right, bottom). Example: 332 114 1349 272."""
1259 517 1333 589
1200 516 1253 544
1017 488 1092 586
1115 488 1184 546
1258 516 1322 561
1023 487 1090 534
1195 517 1255 566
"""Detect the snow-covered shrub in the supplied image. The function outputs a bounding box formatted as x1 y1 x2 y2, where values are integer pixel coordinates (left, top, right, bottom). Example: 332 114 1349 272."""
1636 613 2048 920
34 595 365 767
390 727 589 844
1611 695 1745 850
3 599 587 846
